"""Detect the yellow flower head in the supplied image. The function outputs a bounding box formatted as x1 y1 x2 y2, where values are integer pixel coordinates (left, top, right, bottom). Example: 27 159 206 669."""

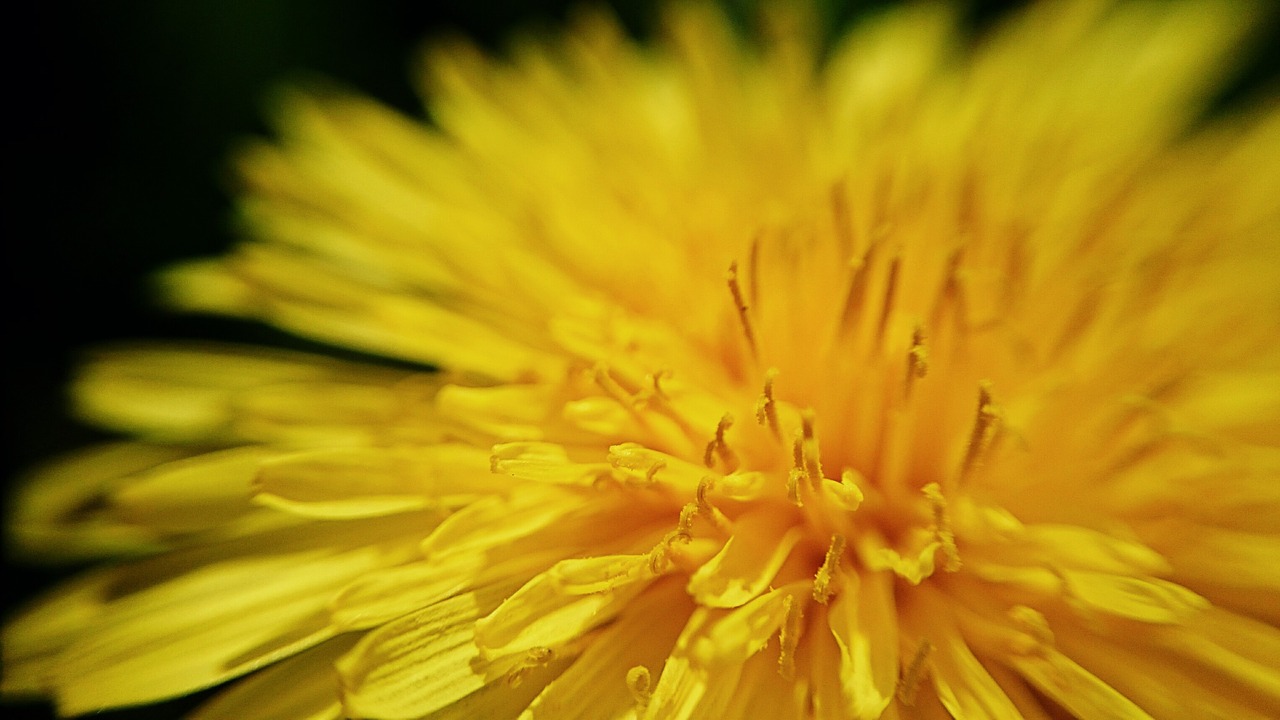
5 1 1280 718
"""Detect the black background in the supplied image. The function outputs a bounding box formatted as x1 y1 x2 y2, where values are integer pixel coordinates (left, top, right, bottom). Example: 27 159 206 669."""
2 1 1274 718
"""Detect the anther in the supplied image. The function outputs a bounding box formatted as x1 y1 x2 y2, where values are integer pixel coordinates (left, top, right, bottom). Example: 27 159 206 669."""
959 381 1001 483
626 665 653 711
905 324 928 399
648 508 695 574
777 595 803 680
633 369 672 409
897 638 933 706
506 646 555 687
875 255 902 347
922 483 961 572
800 410 824 486
727 261 759 362
754 367 782 440
703 413 738 471
812 534 846 604
592 363 632 405
787 469 804 507
695 477 713 512
643 460 666 485
696 477 731 533
676 503 697 538
788 433 807 506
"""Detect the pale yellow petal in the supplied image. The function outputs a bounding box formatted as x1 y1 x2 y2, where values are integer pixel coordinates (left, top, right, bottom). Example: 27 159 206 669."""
1049 605 1280 718
520 578 692 720
190 634 359 720
1007 647 1153 720
73 344 425 444
7 444 187 560
336 577 534 719
827 570 898 719
692 582 809 666
50 516 426 715
254 444 497 519
474 554 654 661
686 506 804 607
1 571 112 696
641 609 744 720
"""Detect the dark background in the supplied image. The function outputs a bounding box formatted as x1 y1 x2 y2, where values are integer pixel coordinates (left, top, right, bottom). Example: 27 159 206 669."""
2 1 1274 718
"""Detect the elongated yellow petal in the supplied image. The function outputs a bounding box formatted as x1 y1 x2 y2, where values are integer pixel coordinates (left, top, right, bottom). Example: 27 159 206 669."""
474 554 654 661
53 516 428 714
189 635 359 720
337 577 537 718
687 506 804 607
519 578 692 720
828 571 899 719
254 444 497 519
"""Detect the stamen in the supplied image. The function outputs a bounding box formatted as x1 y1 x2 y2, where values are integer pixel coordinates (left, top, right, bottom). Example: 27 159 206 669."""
905 323 928 398
800 409 824 486
777 595 803 680
929 249 964 338
787 469 805 507
703 413 738 471
676 503 697 538
830 181 853 253
787 433 806 506
648 507 695 574
959 381 1001 484
632 369 672 409
840 246 876 331
506 646 555 687
644 460 666 485
897 638 933 706
826 469 865 511
754 367 782 440
695 477 731 533
812 534 846 604
727 261 759 362
626 666 653 711
592 363 633 406
875 255 902 347
922 483 961 572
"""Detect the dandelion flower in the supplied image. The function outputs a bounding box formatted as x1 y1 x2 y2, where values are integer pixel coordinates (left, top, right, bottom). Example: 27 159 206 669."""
5 1 1280 718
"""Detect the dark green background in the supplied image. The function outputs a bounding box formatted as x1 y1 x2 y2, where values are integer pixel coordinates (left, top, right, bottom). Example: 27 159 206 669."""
2 1 1274 718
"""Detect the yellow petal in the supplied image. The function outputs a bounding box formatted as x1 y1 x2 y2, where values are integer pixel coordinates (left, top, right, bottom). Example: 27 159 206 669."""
7 443 186 560
900 588 1024 717
692 582 808 666
50 516 424 715
163 247 559 382
329 549 557 632
641 609 738 720
474 554 654 661
73 344 423 444
519 578 692 720
190 634 359 720
491 442 614 486
1061 570 1208 623
687 506 804 607
1007 647 1153 720
110 446 273 532
420 487 583 560
827 571 898 719
337 577 538 718
1053 605 1280 718
254 444 496 519
1 571 112 696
